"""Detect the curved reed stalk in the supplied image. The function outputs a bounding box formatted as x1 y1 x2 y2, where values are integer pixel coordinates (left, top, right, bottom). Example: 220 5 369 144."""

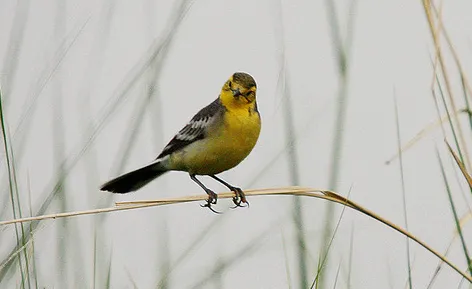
0 186 470 283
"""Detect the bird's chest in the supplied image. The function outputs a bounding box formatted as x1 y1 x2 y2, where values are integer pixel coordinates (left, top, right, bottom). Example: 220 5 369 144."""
195 109 260 172
174 108 260 175
218 109 261 152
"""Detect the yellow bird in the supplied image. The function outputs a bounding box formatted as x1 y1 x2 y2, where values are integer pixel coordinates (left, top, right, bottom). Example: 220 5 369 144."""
101 72 261 211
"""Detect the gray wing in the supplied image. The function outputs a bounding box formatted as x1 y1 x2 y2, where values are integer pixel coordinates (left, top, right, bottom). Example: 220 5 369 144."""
156 98 224 159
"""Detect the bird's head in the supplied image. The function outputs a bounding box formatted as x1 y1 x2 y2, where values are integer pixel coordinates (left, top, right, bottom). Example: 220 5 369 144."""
220 72 257 109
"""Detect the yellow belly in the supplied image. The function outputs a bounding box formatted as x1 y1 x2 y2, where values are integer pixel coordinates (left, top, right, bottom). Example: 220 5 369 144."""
170 109 261 175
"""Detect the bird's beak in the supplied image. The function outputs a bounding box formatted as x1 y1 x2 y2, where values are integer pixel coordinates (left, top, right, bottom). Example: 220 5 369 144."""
231 88 242 97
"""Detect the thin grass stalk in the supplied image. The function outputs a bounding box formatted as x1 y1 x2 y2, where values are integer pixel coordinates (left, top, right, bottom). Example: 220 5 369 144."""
110 94 154 176
310 191 349 289
430 3 472 102
190 220 278 289
92 231 97 289
427 212 472 289
436 150 472 276
394 92 413 288
444 142 472 274
314 255 322 289
145 56 170 289
331 262 342 289
148 76 170 289
0 18 89 221
53 3 69 287
280 228 293 289
281 56 307 289
8 135 31 289
124 268 139 289
435 75 465 168
422 0 471 169
447 147 472 213
384 108 469 165
431 89 448 145
143 3 171 284
14 1 197 285
107 0 182 285
273 1 306 286
347 223 354 289
75 3 115 287
2 187 472 283
320 1 357 287
105 249 112 289
460 78 472 130
155 154 269 287
155 212 227 288
430 3 472 131
0 89 26 287
155 178 265 287
0 1 193 282
26 178 38 289
283 66 307 289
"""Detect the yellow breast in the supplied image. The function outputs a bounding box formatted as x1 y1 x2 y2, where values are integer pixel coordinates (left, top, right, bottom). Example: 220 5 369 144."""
171 106 261 175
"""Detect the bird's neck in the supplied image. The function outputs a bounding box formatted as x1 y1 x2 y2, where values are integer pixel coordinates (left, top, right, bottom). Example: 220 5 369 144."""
219 91 257 112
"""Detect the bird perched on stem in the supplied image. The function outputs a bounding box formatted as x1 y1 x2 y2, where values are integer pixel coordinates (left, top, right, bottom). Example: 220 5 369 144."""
100 72 261 212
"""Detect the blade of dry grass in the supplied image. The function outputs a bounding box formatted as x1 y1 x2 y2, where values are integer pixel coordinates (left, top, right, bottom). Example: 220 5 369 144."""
430 3 472 102
444 141 472 274
427 212 472 289
422 0 471 169
2 186 470 282
385 109 470 165
446 141 472 189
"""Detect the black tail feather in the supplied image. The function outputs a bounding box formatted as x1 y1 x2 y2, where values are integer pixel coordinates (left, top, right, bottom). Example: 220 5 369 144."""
100 162 168 194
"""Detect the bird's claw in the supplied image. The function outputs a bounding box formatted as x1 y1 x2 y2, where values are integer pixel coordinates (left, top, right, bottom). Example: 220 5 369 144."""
201 190 221 214
230 188 249 209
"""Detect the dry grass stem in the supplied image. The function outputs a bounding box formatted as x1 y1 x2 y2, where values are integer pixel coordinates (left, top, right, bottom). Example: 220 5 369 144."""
385 109 470 165
0 186 470 282
446 140 472 188
422 0 471 169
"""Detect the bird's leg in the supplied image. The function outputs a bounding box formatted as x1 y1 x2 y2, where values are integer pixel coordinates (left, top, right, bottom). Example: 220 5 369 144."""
190 174 221 213
210 175 248 208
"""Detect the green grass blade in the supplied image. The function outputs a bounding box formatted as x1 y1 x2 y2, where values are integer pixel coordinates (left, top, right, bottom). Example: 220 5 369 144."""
310 189 350 288
436 148 472 275
0 88 27 287
320 1 357 287
274 1 307 286
394 91 413 288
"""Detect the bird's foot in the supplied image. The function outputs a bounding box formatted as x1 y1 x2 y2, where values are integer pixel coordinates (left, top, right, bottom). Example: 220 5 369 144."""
200 190 221 214
230 187 249 209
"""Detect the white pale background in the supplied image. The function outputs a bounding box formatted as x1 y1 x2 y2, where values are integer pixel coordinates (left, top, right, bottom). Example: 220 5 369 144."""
1 0 472 288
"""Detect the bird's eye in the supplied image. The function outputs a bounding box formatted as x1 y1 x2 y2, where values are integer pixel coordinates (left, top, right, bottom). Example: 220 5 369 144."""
227 81 232 89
